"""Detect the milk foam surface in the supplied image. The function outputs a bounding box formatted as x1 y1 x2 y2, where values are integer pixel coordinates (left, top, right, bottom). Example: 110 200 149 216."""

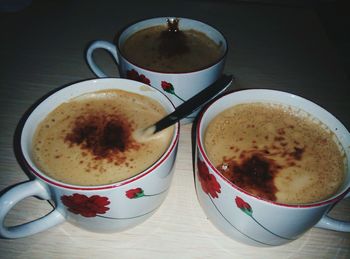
204 103 346 204
32 89 174 186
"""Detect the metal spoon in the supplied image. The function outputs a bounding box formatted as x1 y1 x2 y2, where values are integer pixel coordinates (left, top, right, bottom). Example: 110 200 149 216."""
140 74 233 138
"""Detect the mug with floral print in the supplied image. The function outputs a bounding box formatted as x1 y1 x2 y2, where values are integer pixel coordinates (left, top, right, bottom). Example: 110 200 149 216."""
0 78 179 238
195 89 350 246
86 17 228 124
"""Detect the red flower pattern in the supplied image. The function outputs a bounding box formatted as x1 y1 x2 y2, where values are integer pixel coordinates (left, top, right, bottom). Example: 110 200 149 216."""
160 81 185 102
197 159 221 198
125 188 144 199
234 196 291 240
161 81 174 93
235 196 253 216
126 69 151 85
61 194 110 217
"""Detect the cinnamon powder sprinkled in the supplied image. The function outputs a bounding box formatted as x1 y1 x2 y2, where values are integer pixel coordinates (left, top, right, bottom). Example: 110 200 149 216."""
64 112 140 164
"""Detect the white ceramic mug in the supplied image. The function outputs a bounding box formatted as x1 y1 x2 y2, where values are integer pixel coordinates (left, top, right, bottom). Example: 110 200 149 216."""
195 89 350 246
0 78 179 239
86 17 228 124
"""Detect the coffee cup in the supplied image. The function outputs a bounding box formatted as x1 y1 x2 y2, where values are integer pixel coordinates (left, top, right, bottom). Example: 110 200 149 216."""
86 17 227 124
0 78 179 238
195 89 350 246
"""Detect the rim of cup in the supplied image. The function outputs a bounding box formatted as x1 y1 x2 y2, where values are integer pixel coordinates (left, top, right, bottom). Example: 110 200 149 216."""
14 78 180 191
196 89 350 208
113 16 228 75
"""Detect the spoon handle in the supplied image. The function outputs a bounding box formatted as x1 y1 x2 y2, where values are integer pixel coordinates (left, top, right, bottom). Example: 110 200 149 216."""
153 74 233 134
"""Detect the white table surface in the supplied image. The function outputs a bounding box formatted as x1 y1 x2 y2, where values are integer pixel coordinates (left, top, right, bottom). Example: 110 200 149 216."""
0 1 349 258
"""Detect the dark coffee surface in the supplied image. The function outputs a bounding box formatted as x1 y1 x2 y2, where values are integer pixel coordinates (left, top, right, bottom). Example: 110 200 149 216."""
120 24 224 73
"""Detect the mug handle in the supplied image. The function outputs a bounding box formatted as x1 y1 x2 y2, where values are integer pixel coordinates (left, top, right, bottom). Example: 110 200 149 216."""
315 192 350 232
0 180 65 238
86 40 119 78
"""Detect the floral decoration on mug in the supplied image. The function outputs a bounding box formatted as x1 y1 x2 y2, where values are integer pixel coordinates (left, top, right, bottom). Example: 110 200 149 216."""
195 158 294 243
61 194 110 218
161 81 186 102
234 196 293 240
197 159 221 198
125 187 168 199
235 196 253 217
61 190 166 221
125 188 145 199
126 69 151 85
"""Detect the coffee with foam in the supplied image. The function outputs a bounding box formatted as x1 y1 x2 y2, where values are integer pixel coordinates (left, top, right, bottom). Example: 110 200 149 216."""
32 89 174 186
120 24 224 73
204 103 346 204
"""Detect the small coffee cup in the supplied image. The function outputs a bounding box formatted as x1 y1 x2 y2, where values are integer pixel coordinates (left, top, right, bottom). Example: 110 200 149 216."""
86 17 228 124
195 89 350 246
0 78 179 238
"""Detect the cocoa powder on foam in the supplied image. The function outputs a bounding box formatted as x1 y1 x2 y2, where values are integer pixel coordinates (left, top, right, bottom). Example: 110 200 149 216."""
204 103 346 205
32 89 173 186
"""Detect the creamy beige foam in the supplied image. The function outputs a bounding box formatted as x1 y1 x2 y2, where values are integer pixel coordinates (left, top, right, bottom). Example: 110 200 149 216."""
32 89 174 186
204 103 346 204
